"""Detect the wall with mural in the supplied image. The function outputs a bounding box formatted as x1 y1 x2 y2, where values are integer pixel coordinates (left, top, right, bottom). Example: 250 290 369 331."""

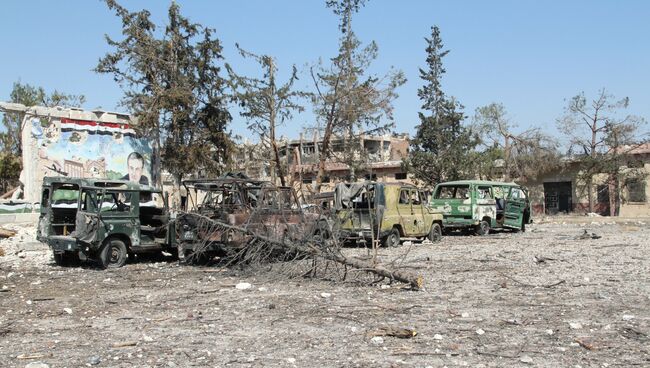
14 105 155 202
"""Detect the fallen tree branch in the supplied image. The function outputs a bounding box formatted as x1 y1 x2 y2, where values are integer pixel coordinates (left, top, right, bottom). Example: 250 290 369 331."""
175 213 424 289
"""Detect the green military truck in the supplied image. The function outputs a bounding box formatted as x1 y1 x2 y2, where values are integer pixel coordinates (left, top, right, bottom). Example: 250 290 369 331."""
37 177 174 268
335 182 443 247
429 180 532 235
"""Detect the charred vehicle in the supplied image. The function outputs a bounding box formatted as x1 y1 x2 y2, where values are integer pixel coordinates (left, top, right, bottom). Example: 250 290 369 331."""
335 182 444 247
37 177 174 268
429 180 532 235
177 179 329 263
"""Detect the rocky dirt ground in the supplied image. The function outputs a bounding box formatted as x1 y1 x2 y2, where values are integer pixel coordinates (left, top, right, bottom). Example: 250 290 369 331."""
0 218 649 368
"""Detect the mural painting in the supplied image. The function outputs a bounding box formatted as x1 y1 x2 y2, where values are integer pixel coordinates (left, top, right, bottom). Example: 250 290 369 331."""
32 117 153 186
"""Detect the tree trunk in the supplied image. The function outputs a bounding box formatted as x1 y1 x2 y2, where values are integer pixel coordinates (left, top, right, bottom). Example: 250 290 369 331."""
268 58 286 187
172 172 183 210
315 121 334 193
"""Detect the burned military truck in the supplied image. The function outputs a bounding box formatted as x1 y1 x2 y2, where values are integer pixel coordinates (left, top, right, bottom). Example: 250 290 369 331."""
176 178 330 264
335 182 444 247
37 177 174 268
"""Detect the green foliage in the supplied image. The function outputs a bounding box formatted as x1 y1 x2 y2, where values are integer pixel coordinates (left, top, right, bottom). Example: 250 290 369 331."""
311 0 406 188
0 81 84 193
0 152 21 193
405 26 477 186
96 0 233 184
1 81 85 157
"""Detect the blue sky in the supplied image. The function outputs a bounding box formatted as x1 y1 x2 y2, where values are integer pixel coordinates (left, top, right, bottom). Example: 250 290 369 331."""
1 0 648 143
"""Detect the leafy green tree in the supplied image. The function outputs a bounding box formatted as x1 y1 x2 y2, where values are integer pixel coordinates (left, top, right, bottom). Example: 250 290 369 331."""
1 81 85 157
227 46 308 186
96 0 233 193
405 26 477 186
473 103 558 182
311 0 406 191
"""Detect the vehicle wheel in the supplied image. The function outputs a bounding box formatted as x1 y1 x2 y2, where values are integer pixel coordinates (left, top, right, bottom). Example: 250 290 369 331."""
99 239 128 269
475 220 490 236
382 228 401 247
428 223 442 243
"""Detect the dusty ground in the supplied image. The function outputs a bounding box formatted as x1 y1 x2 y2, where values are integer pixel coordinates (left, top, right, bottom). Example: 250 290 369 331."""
1 218 649 368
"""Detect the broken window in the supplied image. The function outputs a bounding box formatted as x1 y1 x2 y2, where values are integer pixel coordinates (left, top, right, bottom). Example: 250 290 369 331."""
626 179 646 203
477 186 492 199
98 191 133 214
399 189 410 204
41 188 50 207
434 185 470 199
394 172 407 180
411 190 421 205
51 184 79 208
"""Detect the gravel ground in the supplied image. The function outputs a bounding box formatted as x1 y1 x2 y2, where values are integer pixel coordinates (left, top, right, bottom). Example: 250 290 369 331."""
0 219 649 367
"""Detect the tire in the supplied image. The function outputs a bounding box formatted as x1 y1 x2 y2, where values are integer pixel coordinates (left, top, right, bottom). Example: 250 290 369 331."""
99 239 128 269
475 220 490 236
428 223 442 243
382 228 401 248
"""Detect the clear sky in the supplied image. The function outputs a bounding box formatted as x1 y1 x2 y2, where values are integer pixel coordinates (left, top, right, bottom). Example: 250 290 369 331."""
1 0 648 144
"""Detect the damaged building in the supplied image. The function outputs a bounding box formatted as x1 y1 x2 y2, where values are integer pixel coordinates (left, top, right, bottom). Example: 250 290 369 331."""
523 143 650 216
232 132 412 191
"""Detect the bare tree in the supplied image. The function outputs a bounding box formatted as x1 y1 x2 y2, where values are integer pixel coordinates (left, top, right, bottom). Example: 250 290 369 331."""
310 0 405 192
557 89 646 213
473 103 558 181
227 46 308 186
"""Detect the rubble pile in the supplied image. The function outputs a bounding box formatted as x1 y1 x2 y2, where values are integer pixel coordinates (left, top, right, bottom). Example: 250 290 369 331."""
0 223 50 269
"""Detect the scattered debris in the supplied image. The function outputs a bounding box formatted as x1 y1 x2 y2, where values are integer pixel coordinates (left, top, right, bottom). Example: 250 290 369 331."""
574 337 596 350
235 282 252 290
111 341 138 348
88 356 101 366
366 327 417 339
520 355 534 364
0 227 17 239
569 322 583 330
533 255 556 264
370 336 384 345
578 229 601 240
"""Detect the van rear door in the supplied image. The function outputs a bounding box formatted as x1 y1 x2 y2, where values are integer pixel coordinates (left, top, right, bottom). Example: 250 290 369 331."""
503 187 526 229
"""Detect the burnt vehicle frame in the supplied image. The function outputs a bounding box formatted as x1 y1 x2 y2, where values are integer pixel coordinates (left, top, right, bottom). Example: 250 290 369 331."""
334 182 444 247
177 179 329 263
